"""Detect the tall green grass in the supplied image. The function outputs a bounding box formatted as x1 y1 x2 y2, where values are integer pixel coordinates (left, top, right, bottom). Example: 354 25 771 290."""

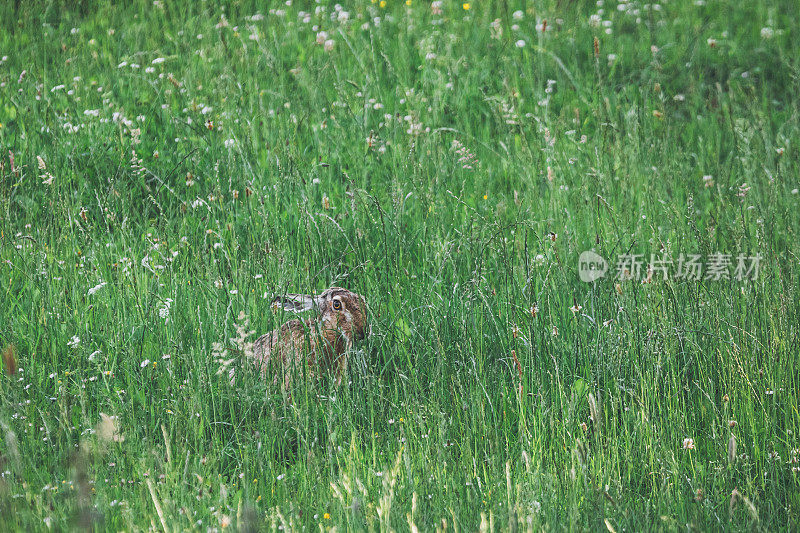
1 0 798 530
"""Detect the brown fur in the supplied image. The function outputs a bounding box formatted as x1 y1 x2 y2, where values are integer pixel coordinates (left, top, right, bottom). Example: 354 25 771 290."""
252 287 368 387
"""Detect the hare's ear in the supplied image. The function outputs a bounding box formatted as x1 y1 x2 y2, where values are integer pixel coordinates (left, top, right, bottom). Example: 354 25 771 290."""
271 294 317 313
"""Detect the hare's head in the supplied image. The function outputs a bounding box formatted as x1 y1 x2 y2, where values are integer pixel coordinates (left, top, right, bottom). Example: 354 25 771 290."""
272 287 369 342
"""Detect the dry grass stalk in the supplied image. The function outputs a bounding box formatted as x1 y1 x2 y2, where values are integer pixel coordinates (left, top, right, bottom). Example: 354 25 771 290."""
2 344 17 376
146 477 169 533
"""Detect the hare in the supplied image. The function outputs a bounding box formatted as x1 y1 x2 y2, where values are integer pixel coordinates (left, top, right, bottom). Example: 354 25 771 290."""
252 287 368 387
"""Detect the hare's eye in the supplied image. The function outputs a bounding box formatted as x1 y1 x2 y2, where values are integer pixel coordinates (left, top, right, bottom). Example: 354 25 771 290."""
332 300 342 310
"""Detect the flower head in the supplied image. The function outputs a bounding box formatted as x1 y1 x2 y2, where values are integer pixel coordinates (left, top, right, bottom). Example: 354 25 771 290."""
88 281 107 296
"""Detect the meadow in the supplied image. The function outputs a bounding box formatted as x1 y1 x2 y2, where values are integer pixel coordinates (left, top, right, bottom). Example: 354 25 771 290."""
1 0 799 530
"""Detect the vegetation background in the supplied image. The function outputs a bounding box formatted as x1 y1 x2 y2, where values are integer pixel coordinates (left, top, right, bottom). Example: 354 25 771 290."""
1 0 798 530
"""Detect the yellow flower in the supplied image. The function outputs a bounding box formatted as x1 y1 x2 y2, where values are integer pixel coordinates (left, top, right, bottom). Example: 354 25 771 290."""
483 194 488 200
406 0 412 4
379 0 386 6
324 513 331 520
462 2 471 10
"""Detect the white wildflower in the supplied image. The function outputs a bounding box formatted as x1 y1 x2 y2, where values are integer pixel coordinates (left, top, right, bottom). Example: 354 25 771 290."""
158 298 173 323
88 281 107 296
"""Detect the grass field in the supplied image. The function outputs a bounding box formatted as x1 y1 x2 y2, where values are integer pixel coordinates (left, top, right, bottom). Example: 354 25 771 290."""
1 0 799 530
